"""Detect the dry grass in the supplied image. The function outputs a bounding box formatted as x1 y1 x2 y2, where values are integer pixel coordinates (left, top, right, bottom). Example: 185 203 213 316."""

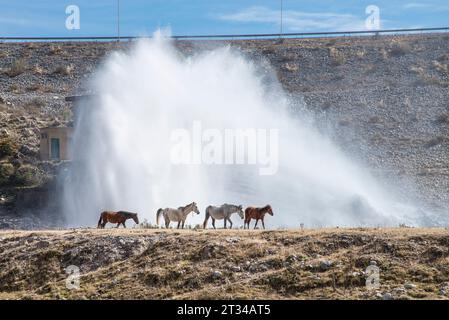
32 64 45 75
5 58 28 77
329 47 346 66
355 49 366 59
49 45 64 55
433 60 448 74
1 228 448 300
53 64 74 76
388 41 412 57
410 65 449 87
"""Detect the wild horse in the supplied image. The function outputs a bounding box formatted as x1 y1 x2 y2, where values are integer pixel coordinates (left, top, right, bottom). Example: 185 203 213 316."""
156 202 200 229
203 204 243 229
97 211 139 228
244 205 274 229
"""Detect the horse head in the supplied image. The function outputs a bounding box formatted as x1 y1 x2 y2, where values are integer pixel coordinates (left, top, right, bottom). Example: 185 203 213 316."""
132 213 140 224
237 205 244 219
192 202 200 215
266 205 274 216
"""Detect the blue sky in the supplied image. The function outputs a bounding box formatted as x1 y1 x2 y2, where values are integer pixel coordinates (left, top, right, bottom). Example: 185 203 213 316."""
0 0 448 37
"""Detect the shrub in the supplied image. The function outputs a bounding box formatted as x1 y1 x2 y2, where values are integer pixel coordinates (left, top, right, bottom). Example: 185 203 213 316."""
425 136 447 148
8 84 20 93
6 58 27 77
0 137 18 159
329 47 345 66
435 113 449 124
32 64 45 75
53 64 74 76
25 98 45 109
13 165 41 186
433 60 448 74
26 84 43 92
0 162 14 185
389 42 412 57
49 45 63 55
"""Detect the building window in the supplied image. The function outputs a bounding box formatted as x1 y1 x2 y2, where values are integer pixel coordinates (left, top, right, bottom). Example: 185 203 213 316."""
41 133 48 139
50 138 60 160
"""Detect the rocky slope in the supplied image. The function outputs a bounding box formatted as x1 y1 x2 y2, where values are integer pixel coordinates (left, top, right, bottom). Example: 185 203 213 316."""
1 33 449 226
0 228 448 300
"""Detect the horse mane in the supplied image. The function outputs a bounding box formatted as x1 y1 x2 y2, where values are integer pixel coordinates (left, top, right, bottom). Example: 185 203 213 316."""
179 202 194 211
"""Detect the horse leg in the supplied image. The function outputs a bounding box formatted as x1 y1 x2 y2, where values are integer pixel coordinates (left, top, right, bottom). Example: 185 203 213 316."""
228 218 233 229
181 220 185 229
122 221 126 228
116 223 120 228
177 221 181 229
212 218 216 229
261 218 265 230
254 219 259 229
224 219 227 229
165 218 170 229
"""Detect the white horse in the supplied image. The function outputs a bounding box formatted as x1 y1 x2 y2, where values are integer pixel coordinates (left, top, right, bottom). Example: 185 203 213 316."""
156 202 200 229
203 204 244 229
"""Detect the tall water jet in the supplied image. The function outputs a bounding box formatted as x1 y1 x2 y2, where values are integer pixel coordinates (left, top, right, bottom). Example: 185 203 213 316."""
62 32 419 228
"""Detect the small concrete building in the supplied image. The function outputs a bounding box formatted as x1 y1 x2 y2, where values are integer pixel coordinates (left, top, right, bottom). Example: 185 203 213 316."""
39 126 74 161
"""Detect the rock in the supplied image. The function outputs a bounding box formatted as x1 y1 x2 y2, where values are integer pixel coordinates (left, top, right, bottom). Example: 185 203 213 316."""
230 265 241 272
211 270 222 279
36 240 50 249
393 287 406 295
259 263 269 272
382 292 393 300
369 260 377 266
200 245 216 260
19 145 37 157
404 283 417 290
226 237 240 243
319 260 333 271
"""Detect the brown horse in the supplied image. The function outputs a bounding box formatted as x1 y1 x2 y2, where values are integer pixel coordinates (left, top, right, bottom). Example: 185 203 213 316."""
244 205 274 229
97 211 139 229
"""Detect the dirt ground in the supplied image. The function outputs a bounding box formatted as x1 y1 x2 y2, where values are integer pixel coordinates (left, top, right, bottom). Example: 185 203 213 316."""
0 227 448 300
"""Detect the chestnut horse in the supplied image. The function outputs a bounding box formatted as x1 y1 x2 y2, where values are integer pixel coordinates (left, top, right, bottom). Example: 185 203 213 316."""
97 211 139 229
244 205 274 229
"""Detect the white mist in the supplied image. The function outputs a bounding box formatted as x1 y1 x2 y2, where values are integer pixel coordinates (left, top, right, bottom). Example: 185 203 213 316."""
62 33 419 228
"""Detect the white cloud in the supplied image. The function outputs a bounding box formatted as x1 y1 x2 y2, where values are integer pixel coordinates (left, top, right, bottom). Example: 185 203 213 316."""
403 2 449 11
217 6 368 32
403 3 431 9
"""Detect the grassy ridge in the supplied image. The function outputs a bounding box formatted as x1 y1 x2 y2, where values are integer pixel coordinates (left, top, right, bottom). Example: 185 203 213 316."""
0 228 448 299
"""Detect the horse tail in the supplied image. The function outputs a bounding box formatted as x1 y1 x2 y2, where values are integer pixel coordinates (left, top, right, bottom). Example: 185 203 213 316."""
203 206 211 229
97 212 104 229
156 208 163 225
